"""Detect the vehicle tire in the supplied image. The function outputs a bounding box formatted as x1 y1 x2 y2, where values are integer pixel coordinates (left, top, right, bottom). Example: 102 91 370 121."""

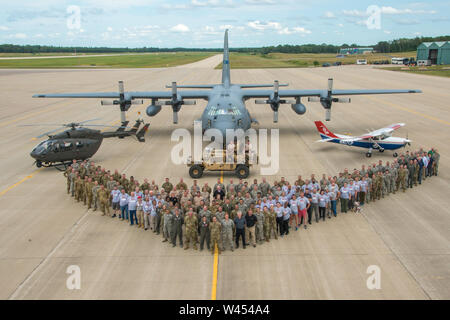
36 160 42 168
379 149 384 153
235 165 249 179
393 152 398 158
366 152 372 158
189 165 203 179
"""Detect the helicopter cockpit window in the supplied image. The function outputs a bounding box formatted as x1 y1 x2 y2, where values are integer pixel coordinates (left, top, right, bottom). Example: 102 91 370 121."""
75 141 83 149
32 141 52 153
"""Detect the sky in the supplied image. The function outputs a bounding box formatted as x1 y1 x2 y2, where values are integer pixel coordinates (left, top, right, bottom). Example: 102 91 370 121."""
0 0 448 48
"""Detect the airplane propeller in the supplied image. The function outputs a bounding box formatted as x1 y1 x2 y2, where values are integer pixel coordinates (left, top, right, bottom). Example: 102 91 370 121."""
154 82 196 124
307 78 351 121
100 81 143 123
255 80 295 123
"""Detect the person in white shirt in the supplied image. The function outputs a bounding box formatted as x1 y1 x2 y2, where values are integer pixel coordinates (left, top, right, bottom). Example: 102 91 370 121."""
297 192 310 229
119 189 129 221
110 186 121 218
340 183 350 213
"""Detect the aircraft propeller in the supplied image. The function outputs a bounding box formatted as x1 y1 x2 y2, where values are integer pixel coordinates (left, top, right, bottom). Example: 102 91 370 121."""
255 80 295 123
154 82 196 124
100 81 143 123
307 78 351 121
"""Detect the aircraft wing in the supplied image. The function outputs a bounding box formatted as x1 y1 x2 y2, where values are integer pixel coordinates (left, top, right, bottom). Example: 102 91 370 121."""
33 90 210 100
362 123 406 138
241 89 421 99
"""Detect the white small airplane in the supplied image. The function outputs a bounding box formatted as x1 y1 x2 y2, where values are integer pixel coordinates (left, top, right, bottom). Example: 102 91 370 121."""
314 121 411 157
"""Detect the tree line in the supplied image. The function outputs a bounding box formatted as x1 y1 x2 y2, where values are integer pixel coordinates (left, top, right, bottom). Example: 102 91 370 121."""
1 35 449 54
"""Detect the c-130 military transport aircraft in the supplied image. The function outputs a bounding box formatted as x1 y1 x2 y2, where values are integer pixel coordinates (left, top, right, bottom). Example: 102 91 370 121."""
34 30 421 137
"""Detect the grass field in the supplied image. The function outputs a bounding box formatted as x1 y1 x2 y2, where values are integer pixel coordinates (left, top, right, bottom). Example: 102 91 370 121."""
0 52 117 57
215 51 416 69
380 65 450 78
0 52 215 68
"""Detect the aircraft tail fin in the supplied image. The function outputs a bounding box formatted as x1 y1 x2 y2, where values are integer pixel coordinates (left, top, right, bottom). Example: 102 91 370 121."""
222 29 230 86
314 121 339 139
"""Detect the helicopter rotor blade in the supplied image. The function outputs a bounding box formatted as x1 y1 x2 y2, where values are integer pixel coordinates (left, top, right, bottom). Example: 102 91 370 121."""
36 127 66 138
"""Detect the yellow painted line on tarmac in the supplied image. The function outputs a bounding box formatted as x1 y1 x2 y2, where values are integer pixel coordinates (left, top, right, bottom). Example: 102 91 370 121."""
211 170 223 300
367 96 450 126
211 244 219 300
0 168 42 197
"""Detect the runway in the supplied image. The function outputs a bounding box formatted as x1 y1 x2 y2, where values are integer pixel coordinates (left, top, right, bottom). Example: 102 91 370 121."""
0 60 449 299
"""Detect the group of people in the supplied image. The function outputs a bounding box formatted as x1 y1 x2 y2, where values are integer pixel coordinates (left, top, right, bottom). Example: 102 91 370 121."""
64 147 440 254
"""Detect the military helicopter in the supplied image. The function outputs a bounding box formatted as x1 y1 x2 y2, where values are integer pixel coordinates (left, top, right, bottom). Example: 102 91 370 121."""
23 118 149 170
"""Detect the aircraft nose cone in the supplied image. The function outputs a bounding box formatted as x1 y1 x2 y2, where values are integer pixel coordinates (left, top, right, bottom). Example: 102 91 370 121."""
30 150 41 160
211 121 238 140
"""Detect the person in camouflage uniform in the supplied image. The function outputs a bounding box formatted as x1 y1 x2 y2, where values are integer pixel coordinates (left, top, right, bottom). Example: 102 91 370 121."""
162 206 173 242
221 213 234 252
92 181 100 211
255 208 265 244
64 166 72 194
382 170 390 198
210 216 222 255
86 177 93 209
268 206 278 240
400 164 408 192
184 211 198 250
374 172 383 201
74 176 83 202
432 148 440 176
98 185 110 216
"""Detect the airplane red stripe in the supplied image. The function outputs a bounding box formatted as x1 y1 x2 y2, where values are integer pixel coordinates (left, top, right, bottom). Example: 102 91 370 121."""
314 121 339 138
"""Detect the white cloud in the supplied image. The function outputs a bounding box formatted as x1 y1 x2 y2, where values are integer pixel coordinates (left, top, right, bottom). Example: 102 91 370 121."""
337 23 344 27
170 24 190 33
107 27 113 32
245 0 276 4
343 6 436 17
278 26 311 35
7 33 27 39
322 11 335 19
247 20 281 30
0 26 9 31
191 0 234 7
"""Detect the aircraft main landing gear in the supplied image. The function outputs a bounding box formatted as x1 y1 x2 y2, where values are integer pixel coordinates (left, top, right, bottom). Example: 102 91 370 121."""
366 148 373 158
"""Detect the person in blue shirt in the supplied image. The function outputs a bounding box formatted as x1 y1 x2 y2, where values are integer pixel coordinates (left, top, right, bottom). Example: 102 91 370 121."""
318 190 329 221
281 202 291 236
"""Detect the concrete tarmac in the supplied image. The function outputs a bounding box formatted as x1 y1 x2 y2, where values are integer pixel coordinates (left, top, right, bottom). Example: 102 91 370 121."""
0 61 448 299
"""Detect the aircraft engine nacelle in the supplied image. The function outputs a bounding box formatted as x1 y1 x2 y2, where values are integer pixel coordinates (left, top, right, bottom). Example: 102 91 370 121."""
146 105 162 117
291 103 307 115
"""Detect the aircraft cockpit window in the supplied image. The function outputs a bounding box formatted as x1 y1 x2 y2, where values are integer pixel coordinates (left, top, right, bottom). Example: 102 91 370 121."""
33 140 52 153
75 141 83 149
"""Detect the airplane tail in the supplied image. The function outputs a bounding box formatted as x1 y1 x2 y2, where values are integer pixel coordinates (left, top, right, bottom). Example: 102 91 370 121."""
314 121 339 139
222 29 230 87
